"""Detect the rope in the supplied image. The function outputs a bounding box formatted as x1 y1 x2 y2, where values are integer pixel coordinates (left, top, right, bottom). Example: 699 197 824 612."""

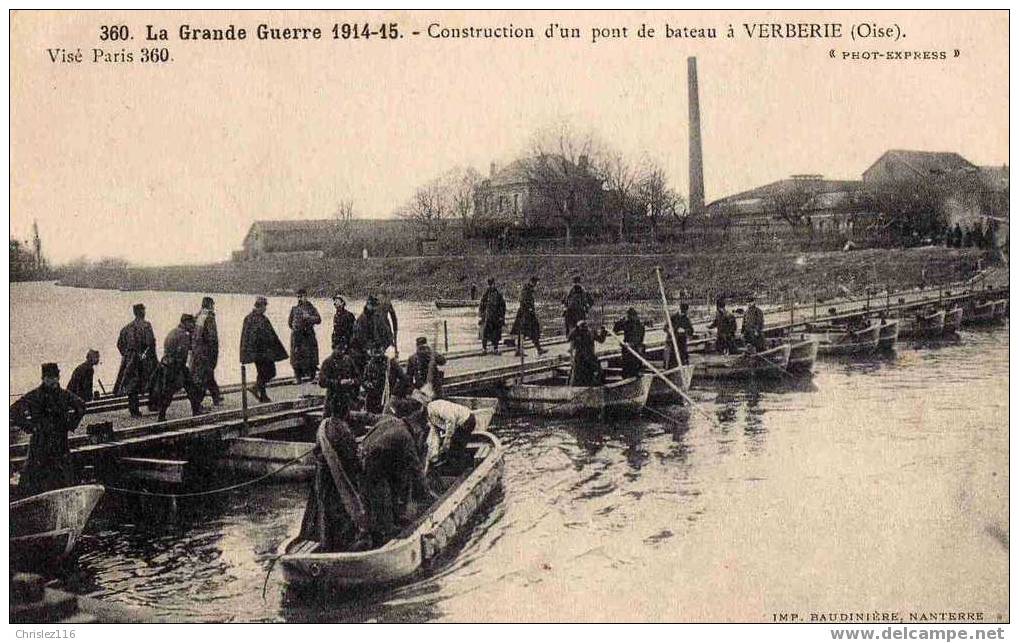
103 446 316 499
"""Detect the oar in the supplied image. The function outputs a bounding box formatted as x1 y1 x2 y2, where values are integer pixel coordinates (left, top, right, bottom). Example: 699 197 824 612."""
604 327 718 427
655 267 684 370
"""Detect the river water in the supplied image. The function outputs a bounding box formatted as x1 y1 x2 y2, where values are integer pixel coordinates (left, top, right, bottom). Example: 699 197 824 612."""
10 282 1010 622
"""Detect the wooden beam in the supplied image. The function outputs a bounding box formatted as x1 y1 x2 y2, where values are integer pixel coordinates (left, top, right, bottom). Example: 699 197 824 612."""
117 457 189 484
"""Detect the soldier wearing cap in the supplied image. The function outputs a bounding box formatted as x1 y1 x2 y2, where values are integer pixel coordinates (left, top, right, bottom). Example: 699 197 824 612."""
191 296 223 407
510 276 546 356
742 295 766 352
478 277 506 354
10 363 86 497
113 303 158 417
567 319 607 386
289 288 322 383
240 296 289 403
708 298 738 354
331 293 356 351
405 336 447 399
151 314 203 422
67 349 100 402
562 274 595 336
612 308 646 379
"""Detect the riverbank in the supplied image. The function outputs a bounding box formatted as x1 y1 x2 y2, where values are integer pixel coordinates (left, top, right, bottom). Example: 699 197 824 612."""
54 247 1001 303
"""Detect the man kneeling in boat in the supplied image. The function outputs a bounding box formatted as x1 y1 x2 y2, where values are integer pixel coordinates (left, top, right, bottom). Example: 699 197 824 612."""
412 390 477 471
568 319 608 386
361 398 439 546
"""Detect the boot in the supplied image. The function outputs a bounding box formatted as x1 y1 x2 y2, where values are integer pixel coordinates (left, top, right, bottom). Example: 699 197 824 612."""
127 394 142 417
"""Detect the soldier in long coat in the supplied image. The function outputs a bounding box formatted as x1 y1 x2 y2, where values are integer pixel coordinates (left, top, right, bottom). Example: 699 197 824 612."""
190 297 222 406
708 299 738 354
10 363 86 498
289 289 322 382
151 314 203 422
510 276 546 357
742 297 766 351
562 275 595 335
567 320 607 386
113 303 158 417
240 296 289 402
318 339 361 419
478 278 506 354
331 294 356 351
665 303 696 367
612 308 646 379
351 296 396 372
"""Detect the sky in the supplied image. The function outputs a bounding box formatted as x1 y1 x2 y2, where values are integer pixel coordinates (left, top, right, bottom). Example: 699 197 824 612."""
10 10 1008 266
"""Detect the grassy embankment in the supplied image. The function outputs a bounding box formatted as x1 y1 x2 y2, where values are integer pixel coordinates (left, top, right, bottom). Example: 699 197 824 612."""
55 247 1001 304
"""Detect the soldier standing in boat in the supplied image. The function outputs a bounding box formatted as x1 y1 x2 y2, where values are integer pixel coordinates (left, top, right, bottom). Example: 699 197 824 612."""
191 296 223 407
240 296 289 403
10 363 86 498
742 296 766 352
330 294 356 351
612 308 646 379
708 298 738 354
510 276 547 357
562 275 595 335
318 337 361 419
288 289 322 383
568 319 607 386
114 303 158 417
151 314 204 422
666 303 696 367
66 349 100 402
478 278 506 355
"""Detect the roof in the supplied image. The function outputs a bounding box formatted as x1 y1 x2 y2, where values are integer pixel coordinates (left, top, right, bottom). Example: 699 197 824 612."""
249 219 343 232
486 155 597 188
865 150 977 179
710 176 864 206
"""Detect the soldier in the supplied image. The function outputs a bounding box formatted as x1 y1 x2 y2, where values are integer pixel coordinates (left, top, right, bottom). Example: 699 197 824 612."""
612 308 646 379
191 296 223 407
330 294 356 351
113 303 158 417
478 278 506 354
318 338 361 419
289 289 322 383
67 349 100 402
708 298 738 354
742 296 766 352
510 276 547 357
568 319 607 386
240 296 289 403
352 295 396 373
562 275 595 335
405 337 447 399
666 303 696 367
152 314 203 422
10 363 86 497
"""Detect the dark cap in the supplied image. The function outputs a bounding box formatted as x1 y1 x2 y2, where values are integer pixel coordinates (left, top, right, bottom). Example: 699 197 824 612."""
627 307 638 316
530 276 540 283
487 278 495 285
86 349 100 360
680 302 690 312
297 288 308 296
747 295 756 303
716 297 727 308
415 336 428 346
201 296 214 308
366 295 379 306
332 293 346 304
180 313 196 325
41 363 59 378
255 296 268 307
573 275 581 283
132 303 145 316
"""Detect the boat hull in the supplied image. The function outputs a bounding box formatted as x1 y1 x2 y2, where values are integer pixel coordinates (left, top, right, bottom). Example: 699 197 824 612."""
786 339 819 373
280 432 504 588
10 484 105 571
692 344 791 381
504 374 653 416
435 299 477 309
647 365 696 404
899 310 947 339
943 308 963 333
810 323 881 357
877 320 900 351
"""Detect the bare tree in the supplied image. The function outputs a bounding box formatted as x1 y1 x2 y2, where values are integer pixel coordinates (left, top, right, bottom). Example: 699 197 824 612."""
597 151 641 240
521 121 605 246
445 166 484 231
636 158 686 240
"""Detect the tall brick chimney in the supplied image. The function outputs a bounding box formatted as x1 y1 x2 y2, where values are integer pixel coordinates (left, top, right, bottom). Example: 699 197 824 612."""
687 57 705 216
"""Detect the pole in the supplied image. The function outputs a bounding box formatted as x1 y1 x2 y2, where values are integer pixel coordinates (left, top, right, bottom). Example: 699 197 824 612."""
604 327 715 425
813 292 817 320
240 363 249 432
97 378 108 396
518 329 524 384
443 319 449 352
655 267 683 370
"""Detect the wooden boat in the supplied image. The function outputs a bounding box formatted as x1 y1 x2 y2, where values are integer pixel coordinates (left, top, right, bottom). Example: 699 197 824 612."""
10 485 105 571
280 431 504 588
503 373 653 416
435 299 478 309
992 299 1008 320
806 321 881 356
786 338 819 373
898 309 946 339
943 307 964 333
964 300 997 325
647 365 696 404
877 319 900 351
691 343 791 381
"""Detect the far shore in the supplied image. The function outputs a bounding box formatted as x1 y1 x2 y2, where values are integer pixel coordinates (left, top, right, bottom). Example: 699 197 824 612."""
45 247 1003 305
